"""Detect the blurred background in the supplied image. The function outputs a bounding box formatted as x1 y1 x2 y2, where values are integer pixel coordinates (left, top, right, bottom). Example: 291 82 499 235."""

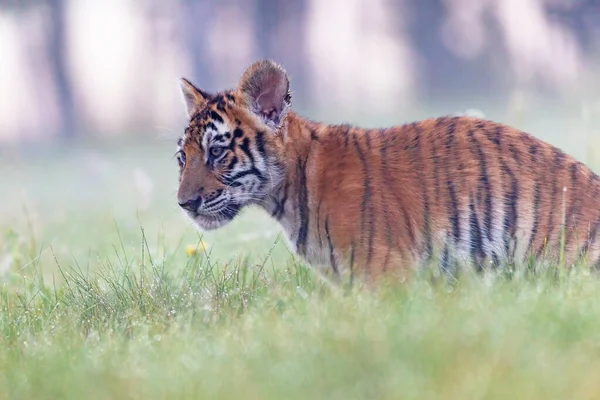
1 0 600 274
2 0 600 143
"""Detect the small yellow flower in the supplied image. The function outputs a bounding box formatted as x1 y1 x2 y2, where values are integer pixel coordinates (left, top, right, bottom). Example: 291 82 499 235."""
185 241 207 256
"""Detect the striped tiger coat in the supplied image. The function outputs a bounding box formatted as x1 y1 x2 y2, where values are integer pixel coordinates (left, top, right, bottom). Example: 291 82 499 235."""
176 60 600 282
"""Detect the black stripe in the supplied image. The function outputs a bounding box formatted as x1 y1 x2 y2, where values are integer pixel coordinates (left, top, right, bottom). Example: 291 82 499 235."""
445 119 460 244
255 131 266 158
204 196 226 209
529 144 538 156
446 117 458 142
486 126 501 146
210 110 224 124
228 128 244 151
295 155 310 256
226 180 243 188
226 168 266 184
448 182 460 242
502 164 518 260
342 125 351 149
480 119 500 263
410 123 432 258
205 122 218 132
272 182 289 220
469 198 484 269
365 129 372 149
190 112 201 123
215 97 226 112
227 155 238 170
325 216 339 275
469 128 493 242
526 183 541 257
488 124 502 147
506 142 522 260
239 137 254 162
353 134 375 267
508 143 521 164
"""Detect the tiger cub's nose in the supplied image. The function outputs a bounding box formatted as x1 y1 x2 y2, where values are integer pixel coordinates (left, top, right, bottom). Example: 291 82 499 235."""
178 196 202 212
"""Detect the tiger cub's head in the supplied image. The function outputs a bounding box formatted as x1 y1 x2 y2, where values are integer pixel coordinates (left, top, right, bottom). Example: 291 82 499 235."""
176 60 291 230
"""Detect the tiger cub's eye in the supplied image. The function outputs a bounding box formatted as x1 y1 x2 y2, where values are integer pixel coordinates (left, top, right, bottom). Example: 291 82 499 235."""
178 151 186 167
210 147 225 158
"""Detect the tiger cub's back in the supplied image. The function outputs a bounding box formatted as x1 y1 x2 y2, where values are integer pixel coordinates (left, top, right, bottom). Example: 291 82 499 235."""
309 115 600 276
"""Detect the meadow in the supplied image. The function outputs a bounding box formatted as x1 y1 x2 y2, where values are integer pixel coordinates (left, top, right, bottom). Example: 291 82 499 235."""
2 116 600 399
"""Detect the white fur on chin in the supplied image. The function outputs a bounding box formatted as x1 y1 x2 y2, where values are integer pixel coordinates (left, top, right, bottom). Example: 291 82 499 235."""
185 211 231 231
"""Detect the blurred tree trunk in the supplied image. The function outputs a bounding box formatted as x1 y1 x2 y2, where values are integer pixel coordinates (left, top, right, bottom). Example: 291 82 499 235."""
255 0 309 108
255 0 278 59
181 0 215 90
407 0 502 107
47 0 77 139
283 0 307 104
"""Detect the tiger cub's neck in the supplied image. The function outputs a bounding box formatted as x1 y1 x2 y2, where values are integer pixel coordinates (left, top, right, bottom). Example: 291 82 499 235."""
260 112 331 267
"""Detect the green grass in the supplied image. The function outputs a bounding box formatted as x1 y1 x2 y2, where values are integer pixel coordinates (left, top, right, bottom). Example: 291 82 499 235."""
2 132 600 399
4 237 600 400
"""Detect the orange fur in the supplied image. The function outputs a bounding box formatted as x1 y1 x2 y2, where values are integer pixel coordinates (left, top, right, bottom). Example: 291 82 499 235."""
176 60 600 282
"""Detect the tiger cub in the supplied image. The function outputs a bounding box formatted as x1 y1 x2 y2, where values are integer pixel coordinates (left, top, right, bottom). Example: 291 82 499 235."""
176 59 600 281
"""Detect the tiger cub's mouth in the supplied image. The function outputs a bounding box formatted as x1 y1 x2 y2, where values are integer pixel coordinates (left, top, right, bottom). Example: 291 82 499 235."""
185 203 242 231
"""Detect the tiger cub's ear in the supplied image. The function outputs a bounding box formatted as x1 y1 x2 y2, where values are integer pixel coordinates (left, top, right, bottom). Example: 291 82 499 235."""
180 77 210 118
237 60 291 129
